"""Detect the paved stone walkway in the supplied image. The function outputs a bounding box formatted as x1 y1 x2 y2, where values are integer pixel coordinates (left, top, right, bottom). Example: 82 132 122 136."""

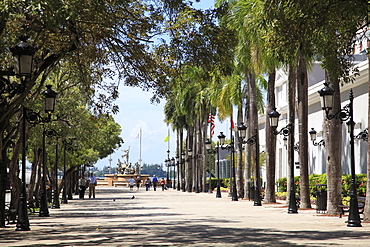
2 187 370 246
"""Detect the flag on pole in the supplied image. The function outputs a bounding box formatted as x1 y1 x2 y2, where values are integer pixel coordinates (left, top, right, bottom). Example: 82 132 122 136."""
164 135 169 142
134 131 140 140
208 114 215 138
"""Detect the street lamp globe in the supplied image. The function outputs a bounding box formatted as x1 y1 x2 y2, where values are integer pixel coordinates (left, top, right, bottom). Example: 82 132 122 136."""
187 149 193 157
217 132 226 145
309 128 317 141
318 83 335 111
205 139 212 151
9 36 37 77
43 85 57 113
237 122 247 140
346 120 356 134
268 108 281 128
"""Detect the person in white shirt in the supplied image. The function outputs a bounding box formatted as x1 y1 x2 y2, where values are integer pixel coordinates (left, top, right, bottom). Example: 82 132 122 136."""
88 173 97 199
128 177 135 191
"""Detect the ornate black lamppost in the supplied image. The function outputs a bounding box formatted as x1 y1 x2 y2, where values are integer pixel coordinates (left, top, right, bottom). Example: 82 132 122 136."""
237 123 262 206
318 83 361 227
217 132 238 201
166 150 170 187
205 139 214 194
5 37 38 231
176 155 180 191
181 152 186 192
268 108 297 213
38 86 58 217
205 140 221 198
171 157 176 189
309 128 326 147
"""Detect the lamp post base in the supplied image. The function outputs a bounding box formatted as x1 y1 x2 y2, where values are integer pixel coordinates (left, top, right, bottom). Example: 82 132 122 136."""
39 192 50 217
288 189 298 214
16 193 30 231
347 194 362 227
216 185 222 198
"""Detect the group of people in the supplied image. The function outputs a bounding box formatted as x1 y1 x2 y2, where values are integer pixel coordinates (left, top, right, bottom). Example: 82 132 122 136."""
78 173 97 199
128 175 167 191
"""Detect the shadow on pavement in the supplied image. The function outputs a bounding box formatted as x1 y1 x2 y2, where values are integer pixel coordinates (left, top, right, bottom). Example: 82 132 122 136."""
1 188 369 246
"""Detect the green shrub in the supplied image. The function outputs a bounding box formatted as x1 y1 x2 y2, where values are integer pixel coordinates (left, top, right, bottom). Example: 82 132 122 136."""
275 173 367 198
208 177 228 190
341 174 366 197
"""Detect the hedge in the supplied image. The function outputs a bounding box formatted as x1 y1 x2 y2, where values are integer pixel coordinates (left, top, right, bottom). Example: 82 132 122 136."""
276 174 367 197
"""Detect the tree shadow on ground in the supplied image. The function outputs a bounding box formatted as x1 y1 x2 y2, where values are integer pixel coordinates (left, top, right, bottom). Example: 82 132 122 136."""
2 189 370 247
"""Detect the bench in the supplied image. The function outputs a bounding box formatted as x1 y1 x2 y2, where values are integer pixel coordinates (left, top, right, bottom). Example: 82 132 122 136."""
114 181 128 187
338 196 365 218
5 204 17 224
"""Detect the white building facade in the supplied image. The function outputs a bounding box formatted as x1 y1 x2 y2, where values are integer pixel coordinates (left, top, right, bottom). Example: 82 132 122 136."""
258 54 369 182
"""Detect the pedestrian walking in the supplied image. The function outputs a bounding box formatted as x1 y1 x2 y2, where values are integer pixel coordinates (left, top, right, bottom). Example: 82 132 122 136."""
160 177 166 191
88 173 97 199
136 176 142 190
128 177 135 191
152 175 158 191
78 176 87 199
145 178 151 191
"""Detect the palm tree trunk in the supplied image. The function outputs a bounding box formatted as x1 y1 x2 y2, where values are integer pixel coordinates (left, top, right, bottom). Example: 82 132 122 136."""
265 69 277 203
249 73 260 202
186 126 194 192
236 104 244 197
287 64 296 206
202 112 208 192
243 74 252 200
297 53 311 209
325 74 342 215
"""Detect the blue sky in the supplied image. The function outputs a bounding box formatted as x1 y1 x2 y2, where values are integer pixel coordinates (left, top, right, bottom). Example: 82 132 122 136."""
94 84 232 169
94 1 228 170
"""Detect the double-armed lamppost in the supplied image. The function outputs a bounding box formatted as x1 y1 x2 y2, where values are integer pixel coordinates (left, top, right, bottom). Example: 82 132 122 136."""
268 108 297 214
171 157 176 189
205 139 221 198
165 150 170 187
237 123 262 206
4 37 38 231
28 85 58 217
217 132 238 201
176 155 180 191
318 83 361 227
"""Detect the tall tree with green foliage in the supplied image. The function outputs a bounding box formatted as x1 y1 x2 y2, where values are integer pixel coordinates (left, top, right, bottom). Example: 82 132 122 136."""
0 0 165 227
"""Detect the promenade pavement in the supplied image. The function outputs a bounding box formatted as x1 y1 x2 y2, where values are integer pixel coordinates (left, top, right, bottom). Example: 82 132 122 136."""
2 186 370 246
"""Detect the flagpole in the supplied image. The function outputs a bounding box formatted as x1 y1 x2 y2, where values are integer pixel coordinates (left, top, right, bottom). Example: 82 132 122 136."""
167 128 170 152
139 128 142 172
